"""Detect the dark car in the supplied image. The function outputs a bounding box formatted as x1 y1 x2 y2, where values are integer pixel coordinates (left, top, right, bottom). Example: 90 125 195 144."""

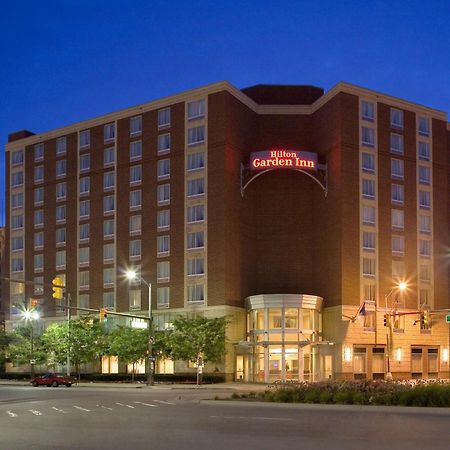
31 373 76 387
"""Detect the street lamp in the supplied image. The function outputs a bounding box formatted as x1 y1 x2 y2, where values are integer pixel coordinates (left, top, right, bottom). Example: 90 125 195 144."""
125 270 154 386
384 282 407 380
22 308 40 378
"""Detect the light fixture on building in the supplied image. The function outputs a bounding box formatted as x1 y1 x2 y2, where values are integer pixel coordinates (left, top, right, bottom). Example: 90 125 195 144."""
343 346 352 362
395 347 402 362
442 348 449 363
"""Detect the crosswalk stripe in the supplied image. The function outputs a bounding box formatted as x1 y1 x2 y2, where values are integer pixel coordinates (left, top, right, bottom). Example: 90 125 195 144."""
73 406 91 412
116 402 134 409
134 401 157 407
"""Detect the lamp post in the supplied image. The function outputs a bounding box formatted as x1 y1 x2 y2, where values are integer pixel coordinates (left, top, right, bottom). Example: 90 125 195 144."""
23 309 40 378
126 270 154 386
384 282 407 380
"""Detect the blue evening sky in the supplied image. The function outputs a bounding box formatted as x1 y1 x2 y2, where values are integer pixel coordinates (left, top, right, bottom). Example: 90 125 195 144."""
1 0 449 225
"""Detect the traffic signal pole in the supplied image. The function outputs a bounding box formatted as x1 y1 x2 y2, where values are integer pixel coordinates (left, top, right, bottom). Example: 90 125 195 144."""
66 293 71 377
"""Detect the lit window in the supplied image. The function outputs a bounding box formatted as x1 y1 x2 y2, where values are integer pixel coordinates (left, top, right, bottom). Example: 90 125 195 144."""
157 210 170 229
34 166 44 183
362 179 375 199
157 261 170 281
34 143 44 160
419 215 431 234
34 277 44 295
56 159 66 177
103 292 114 309
103 172 115 190
104 219 114 237
130 190 142 209
104 123 115 142
11 192 24 208
418 117 430 136
187 231 204 249
392 235 404 255
130 165 142 184
361 101 374 121
56 228 66 245
56 205 66 222
130 141 142 160
129 290 141 310
79 271 90 288
56 182 66 200
420 264 431 282
129 215 142 235
361 153 375 173
391 209 404 229
187 152 205 171
157 184 170 204
188 126 205 146
79 200 90 218
392 260 405 281
34 210 44 227
361 127 375 147
79 177 90 195
187 178 205 196
157 159 170 179
391 184 404 204
79 247 90 266
56 137 67 155
80 130 90 148
11 257 24 272
130 116 142 135
11 171 24 187
12 236 24 251
418 142 430 161
103 268 115 286
80 153 90 171
11 149 24 165
187 284 204 303
34 187 44 205
362 205 375 225
390 108 403 129
56 250 66 269
11 214 24 230
33 232 43 249
157 287 170 308
157 235 170 256
187 257 204 276
362 258 375 277
187 99 206 120
362 231 376 250
79 223 89 241
187 204 204 223
158 108 171 128
34 254 44 272
157 133 171 153
103 195 115 214
390 133 404 154
104 147 115 166
418 166 430 185
103 243 114 261
129 239 141 258
419 191 431 209
391 159 404 179
419 239 431 257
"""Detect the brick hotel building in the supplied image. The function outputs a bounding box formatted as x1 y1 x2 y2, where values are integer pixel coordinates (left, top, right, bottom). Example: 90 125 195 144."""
4 81 450 381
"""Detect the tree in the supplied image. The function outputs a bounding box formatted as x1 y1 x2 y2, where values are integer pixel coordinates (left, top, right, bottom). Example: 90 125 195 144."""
108 326 148 382
7 325 46 368
161 316 227 383
0 329 13 373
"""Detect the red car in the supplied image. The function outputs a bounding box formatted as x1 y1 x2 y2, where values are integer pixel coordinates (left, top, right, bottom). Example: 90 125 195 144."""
31 373 76 387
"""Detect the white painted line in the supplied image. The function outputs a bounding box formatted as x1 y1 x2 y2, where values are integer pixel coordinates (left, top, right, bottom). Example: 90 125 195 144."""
73 406 91 412
6 410 17 418
134 401 157 408
29 409 42 416
52 407 67 414
101 406 113 411
210 415 292 421
153 400 175 405
115 402 134 409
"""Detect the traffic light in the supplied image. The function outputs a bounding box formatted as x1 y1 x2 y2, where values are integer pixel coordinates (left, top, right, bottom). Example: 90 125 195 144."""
52 277 64 299
383 314 388 327
30 298 39 308
421 310 430 329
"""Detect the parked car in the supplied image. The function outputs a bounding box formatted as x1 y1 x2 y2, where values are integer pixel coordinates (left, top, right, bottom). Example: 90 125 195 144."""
31 373 76 387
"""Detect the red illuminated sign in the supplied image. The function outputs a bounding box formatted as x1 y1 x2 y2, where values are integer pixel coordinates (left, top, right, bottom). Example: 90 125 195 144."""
250 150 317 171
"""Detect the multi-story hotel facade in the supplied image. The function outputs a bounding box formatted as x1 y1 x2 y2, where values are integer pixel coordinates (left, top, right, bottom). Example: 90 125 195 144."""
4 81 450 381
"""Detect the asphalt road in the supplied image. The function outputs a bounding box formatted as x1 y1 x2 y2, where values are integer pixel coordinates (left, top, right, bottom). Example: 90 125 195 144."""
1 385 449 450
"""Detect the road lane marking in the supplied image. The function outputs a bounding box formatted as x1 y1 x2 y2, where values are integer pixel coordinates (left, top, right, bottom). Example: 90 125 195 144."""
116 402 135 409
210 415 292 421
101 406 113 411
52 407 67 414
134 401 157 407
29 409 42 416
6 411 17 418
152 400 175 405
73 406 91 412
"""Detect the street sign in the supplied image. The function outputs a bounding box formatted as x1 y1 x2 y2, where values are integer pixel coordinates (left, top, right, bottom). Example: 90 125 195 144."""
30 359 36 365
446 315 450 323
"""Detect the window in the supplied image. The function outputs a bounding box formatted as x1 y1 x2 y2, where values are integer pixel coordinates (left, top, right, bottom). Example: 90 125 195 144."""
419 289 429 306
157 261 170 281
79 247 90 266
12 192 24 208
103 172 115 190
187 99 206 119
362 258 375 277
187 284 204 303
361 127 375 147
362 231 375 250
80 153 90 171
157 287 170 308
187 231 204 249
157 210 170 229
79 223 89 241
392 235 405 255
103 195 115 213
187 152 205 171
56 182 66 200
392 260 405 281
391 159 404 179
419 239 431 257
157 235 170 256
11 149 24 165
361 153 375 173
34 143 44 160
104 219 114 237
187 204 205 223
104 147 115 166
390 133 404 154
78 294 90 310
362 205 375 225
130 165 142 184
157 159 170 179
418 142 430 161
56 137 67 155
11 214 24 230
56 205 66 222
419 215 431 234
391 209 404 229
391 184 404 204
34 187 44 205
420 264 431 282
34 166 44 183
103 268 115 286
56 159 66 177
188 126 205 145
34 277 44 296
79 177 90 195
187 257 204 276
33 232 43 249
129 290 141 310
362 179 375 199
361 101 374 121
80 130 90 148
419 191 431 209
187 178 205 197
12 257 24 272
103 292 114 309
129 215 141 235
79 200 90 218
130 190 142 209
56 228 66 245
12 236 24 251
390 108 403 129
418 117 430 136
392 314 405 332
34 210 44 227
158 108 171 128
129 239 141 258
56 250 66 269
418 166 430 185
157 184 170 204
157 133 171 153
11 171 24 187
103 243 114 262
130 141 142 160
34 254 43 272
130 116 142 135
79 271 89 288
104 123 115 142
